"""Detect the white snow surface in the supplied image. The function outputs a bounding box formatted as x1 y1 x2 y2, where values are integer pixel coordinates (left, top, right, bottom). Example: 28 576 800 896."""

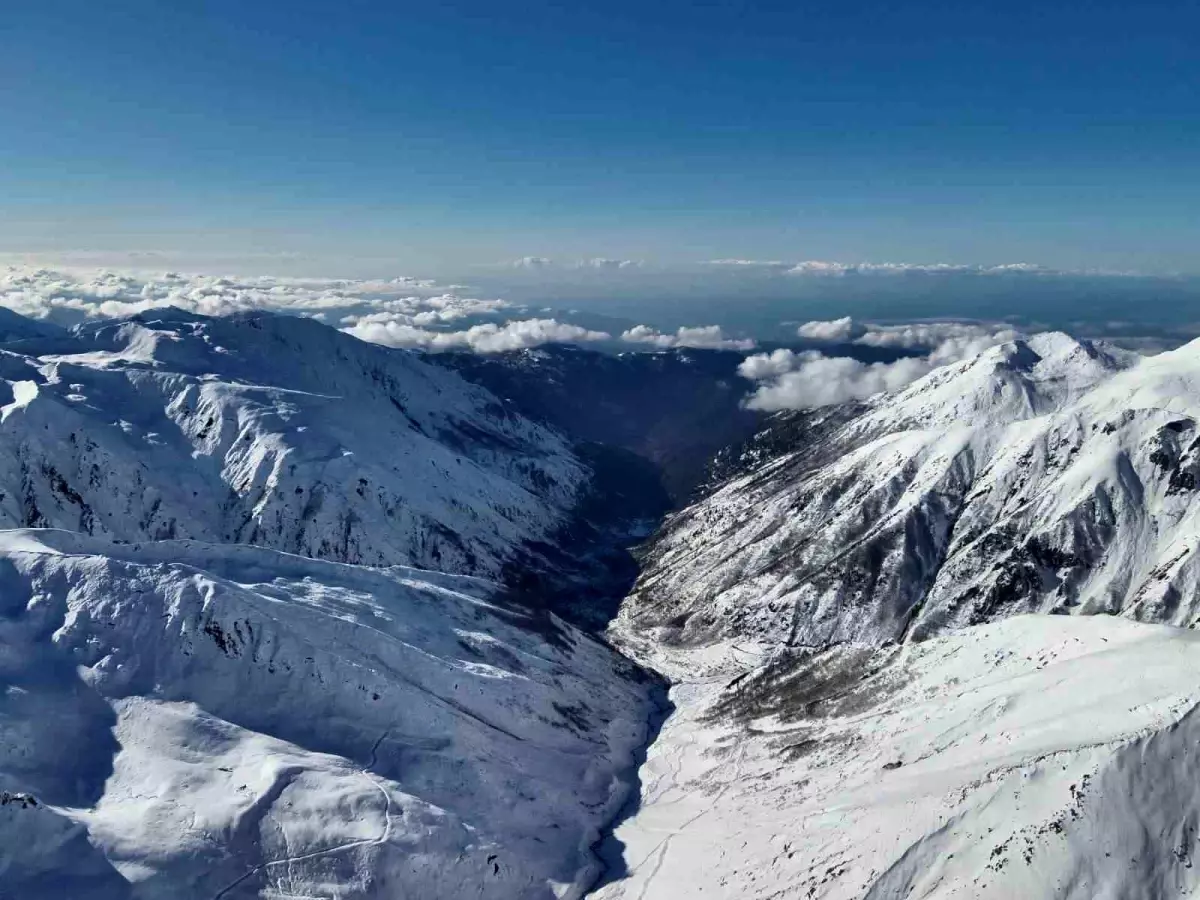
598 614 1200 899
0 529 655 899
0 308 587 578
0 307 664 898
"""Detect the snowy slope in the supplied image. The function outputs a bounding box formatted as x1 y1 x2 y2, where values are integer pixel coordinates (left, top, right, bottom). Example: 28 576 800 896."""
0 309 586 578
598 333 1200 899
0 305 63 343
613 332 1200 666
0 530 657 899
596 614 1200 899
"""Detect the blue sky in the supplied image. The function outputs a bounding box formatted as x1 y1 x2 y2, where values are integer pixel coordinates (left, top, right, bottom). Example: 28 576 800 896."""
3 0 1198 276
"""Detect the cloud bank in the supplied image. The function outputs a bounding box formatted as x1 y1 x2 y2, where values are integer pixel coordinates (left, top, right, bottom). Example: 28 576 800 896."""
741 320 1021 410
705 259 791 268
511 257 641 270
0 267 503 324
2 266 764 356
0 267 628 355
739 352 936 410
795 316 856 342
794 317 1020 353
853 321 1021 350
707 259 1062 277
785 261 1051 277
620 324 756 350
344 317 611 353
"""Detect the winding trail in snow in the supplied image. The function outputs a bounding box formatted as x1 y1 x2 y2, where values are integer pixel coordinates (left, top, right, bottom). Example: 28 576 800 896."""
210 730 394 900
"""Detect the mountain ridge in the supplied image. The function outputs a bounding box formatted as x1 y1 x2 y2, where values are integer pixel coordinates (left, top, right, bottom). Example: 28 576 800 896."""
0 527 659 899
0 309 590 580
609 332 1200 674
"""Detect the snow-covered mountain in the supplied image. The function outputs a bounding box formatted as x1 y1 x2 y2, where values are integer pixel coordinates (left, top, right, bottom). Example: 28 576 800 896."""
0 529 656 899
0 306 671 898
612 332 1200 670
0 306 64 343
0 309 586 579
599 332 1200 899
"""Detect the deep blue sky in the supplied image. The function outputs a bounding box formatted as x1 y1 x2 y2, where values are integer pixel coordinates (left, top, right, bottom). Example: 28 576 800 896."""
2 0 1198 275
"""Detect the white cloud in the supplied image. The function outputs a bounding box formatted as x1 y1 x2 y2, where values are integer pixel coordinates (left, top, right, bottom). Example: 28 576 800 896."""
792 317 1021 358
343 317 610 353
796 316 857 342
699 258 1144 278
620 324 756 351
740 322 1022 410
786 261 860 276
508 257 640 271
619 325 675 348
0 266 624 355
737 348 813 380
854 321 1019 350
578 258 640 270
705 259 791 268
0 266 772 358
743 355 935 410
699 259 1076 277
784 261 1052 277
0 267 507 325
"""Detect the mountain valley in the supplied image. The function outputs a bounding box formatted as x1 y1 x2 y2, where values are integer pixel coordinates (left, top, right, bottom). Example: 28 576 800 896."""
4 308 1200 898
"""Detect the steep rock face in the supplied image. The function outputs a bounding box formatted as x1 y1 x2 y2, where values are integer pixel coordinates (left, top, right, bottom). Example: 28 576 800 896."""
0 310 586 579
0 530 656 899
612 333 1196 669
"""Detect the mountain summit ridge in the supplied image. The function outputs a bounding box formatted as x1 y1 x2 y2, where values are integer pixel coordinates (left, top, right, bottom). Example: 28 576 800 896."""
612 332 1200 673
0 309 588 578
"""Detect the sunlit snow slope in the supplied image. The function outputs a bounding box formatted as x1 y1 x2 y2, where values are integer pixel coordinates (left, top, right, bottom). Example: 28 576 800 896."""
598 615 1200 899
0 530 655 899
0 306 663 899
0 309 586 578
613 332 1200 668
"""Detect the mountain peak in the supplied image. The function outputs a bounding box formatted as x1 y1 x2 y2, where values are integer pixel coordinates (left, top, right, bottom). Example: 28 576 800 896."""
612 331 1169 665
